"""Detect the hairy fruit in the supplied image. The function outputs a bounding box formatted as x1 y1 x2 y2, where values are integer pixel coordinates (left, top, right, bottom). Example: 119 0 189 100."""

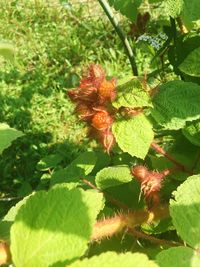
92 111 113 131
68 64 116 153
131 165 170 208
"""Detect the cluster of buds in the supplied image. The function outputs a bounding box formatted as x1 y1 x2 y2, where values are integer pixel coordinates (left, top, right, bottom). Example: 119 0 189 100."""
131 165 171 209
68 64 116 153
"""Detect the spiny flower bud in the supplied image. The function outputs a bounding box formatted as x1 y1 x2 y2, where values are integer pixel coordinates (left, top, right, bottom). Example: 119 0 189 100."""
81 64 105 89
75 103 94 121
131 165 149 183
101 129 115 153
92 111 113 131
68 64 116 153
68 86 97 103
0 242 10 266
98 78 116 103
131 165 170 208
119 107 143 117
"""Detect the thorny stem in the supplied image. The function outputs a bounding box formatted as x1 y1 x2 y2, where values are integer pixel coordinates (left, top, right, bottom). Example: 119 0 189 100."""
128 228 183 247
0 206 170 265
97 0 138 76
151 142 193 175
82 179 129 210
91 205 169 241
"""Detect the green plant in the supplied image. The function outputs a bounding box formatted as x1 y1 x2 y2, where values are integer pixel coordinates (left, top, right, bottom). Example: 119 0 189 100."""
1 0 200 266
0 0 131 195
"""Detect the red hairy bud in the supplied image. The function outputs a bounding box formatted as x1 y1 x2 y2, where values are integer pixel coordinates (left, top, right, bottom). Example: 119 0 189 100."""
68 86 97 103
0 242 10 265
93 128 115 153
92 111 113 131
102 129 115 153
89 64 105 80
98 78 116 103
68 88 80 101
119 107 143 117
68 64 116 153
131 165 170 208
80 64 105 89
75 103 94 120
131 165 148 182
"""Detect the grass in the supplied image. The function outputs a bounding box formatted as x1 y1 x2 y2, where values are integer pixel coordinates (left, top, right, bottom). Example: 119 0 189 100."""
0 0 132 196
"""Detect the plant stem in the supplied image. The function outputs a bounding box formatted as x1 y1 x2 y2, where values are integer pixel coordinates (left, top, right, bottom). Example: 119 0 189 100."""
192 151 200 172
82 178 129 210
128 228 183 247
151 142 193 175
97 0 138 76
170 17 177 45
0 196 21 202
91 205 169 241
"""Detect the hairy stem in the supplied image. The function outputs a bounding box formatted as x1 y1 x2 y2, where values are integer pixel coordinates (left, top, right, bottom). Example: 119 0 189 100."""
151 142 193 175
91 205 169 241
128 228 183 247
97 0 138 76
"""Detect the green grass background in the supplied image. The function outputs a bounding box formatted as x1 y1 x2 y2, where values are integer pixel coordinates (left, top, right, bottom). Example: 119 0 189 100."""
0 0 132 198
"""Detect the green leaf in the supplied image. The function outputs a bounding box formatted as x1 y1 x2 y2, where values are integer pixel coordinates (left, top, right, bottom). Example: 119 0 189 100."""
151 81 200 130
108 0 142 22
148 0 162 2
150 133 199 176
50 151 97 186
112 78 152 109
183 119 200 146
165 0 200 21
11 186 104 267
106 180 144 209
0 221 12 241
111 152 133 165
112 114 154 159
165 0 184 18
68 252 158 267
91 151 111 175
52 182 79 190
3 195 33 222
17 182 33 197
170 175 200 249
50 167 79 186
0 123 23 154
142 218 174 235
179 46 200 77
96 165 132 189
182 0 200 22
156 247 200 267
1 195 33 241
0 42 14 62
37 154 63 171
168 35 200 79
68 151 97 175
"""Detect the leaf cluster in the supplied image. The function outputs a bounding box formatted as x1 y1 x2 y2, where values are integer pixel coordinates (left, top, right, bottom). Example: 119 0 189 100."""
0 0 200 266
